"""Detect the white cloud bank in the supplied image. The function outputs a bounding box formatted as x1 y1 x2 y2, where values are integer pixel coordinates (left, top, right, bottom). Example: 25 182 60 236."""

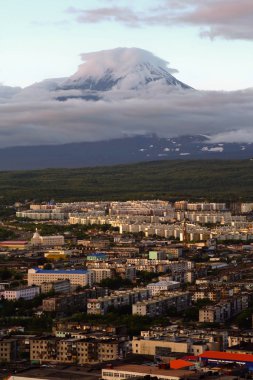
0 47 252 148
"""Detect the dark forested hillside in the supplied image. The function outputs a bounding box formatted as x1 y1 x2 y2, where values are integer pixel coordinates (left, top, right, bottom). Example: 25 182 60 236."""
1 160 253 203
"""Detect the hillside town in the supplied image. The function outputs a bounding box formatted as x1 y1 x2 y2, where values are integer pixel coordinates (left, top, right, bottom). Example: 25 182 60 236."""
0 199 253 380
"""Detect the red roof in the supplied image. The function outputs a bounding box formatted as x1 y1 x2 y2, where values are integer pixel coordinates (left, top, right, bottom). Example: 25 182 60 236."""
170 359 194 369
182 356 199 361
199 351 253 363
0 241 28 245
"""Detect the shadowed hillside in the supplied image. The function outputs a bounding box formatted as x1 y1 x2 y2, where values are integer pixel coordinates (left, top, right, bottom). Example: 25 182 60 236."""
1 160 253 204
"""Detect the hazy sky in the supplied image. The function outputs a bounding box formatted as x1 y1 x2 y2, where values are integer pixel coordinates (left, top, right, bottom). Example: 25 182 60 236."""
1 0 253 90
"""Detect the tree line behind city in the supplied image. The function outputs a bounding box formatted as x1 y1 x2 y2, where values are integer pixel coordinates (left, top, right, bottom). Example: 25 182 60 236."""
0 159 253 203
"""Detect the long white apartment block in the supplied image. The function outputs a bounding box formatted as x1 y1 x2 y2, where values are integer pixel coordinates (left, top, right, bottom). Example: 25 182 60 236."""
28 268 93 287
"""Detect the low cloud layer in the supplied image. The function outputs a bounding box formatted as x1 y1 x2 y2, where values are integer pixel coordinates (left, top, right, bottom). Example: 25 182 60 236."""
0 86 253 148
68 0 253 40
0 47 252 148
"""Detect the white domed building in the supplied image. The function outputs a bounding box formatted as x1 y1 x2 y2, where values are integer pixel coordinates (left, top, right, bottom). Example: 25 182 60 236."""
31 229 64 247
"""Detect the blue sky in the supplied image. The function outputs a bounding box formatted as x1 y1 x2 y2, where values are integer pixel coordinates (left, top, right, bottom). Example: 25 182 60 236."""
1 0 253 90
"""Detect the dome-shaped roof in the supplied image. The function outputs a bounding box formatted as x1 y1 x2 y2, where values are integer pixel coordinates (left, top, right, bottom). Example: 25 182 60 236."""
32 228 41 239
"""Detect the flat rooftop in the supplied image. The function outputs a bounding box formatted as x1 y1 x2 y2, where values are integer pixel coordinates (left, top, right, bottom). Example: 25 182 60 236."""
104 364 195 377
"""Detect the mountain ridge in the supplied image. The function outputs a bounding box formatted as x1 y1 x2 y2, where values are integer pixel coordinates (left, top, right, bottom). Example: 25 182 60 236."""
0 135 252 171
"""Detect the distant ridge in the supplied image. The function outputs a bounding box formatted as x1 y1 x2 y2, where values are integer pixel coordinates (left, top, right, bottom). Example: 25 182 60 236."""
0 135 253 171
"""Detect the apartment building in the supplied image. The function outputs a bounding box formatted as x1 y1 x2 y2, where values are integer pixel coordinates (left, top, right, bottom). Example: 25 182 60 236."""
147 281 180 295
87 288 149 315
132 292 191 317
199 295 248 323
91 269 112 284
192 290 221 302
87 253 108 261
40 279 71 294
28 268 94 287
30 336 126 364
42 288 106 313
0 285 40 301
0 339 17 363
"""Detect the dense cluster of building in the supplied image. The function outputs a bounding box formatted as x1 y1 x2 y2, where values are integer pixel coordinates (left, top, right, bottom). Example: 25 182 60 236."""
0 199 253 380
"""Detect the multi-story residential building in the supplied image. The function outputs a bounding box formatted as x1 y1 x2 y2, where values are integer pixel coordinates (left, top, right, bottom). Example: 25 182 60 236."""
149 251 167 260
147 281 180 295
228 333 253 348
0 339 17 363
42 288 106 313
115 266 136 282
192 289 221 302
132 292 191 317
87 288 149 315
40 279 71 294
28 268 94 287
0 286 40 301
91 269 112 284
30 336 127 364
199 295 248 323
86 253 108 261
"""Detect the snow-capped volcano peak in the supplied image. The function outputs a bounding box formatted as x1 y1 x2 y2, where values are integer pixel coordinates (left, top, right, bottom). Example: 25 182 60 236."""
61 47 191 91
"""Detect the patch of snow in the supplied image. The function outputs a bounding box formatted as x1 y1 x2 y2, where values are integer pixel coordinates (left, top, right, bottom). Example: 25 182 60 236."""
201 146 224 152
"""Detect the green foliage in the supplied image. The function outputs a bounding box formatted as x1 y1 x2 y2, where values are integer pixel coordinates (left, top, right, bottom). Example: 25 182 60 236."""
99 276 133 289
0 269 13 281
0 293 49 318
1 160 253 203
0 206 16 219
0 227 17 240
136 271 160 285
232 307 253 329
68 311 153 336
10 221 113 239
0 315 53 333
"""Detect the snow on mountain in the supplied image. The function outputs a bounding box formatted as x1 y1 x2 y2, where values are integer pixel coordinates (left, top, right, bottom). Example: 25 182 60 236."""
7 48 192 103
60 47 191 93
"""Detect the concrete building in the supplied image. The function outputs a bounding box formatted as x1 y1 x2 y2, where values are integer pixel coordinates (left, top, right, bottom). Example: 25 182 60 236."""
132 337 190 355
199 295 248 323
42 288 106 313
87 253 108 261
91 269 112 284
0 338 17 363
102 365 195 380
30 336 127 364
87 288 149 315
147 281 180 295
132 292 191 317
0 241 28 250
40 279 71 294
31 229 64 247
0 286 40 301
28 268 93 287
